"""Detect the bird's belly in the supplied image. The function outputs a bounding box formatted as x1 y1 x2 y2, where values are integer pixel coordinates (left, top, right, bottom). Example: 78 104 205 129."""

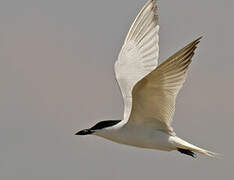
99 128 175 151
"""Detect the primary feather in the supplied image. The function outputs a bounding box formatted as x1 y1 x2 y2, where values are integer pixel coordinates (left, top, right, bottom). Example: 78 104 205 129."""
115 0 159 122
130 37 202 135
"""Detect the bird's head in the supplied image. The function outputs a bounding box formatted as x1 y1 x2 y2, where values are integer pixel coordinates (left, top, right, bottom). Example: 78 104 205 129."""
75 120 121 136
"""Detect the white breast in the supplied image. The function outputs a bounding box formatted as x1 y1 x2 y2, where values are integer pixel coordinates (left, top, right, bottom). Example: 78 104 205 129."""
94 123 176 151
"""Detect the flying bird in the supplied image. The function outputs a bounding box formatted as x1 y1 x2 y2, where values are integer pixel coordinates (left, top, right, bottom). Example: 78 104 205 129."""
76 0 216 157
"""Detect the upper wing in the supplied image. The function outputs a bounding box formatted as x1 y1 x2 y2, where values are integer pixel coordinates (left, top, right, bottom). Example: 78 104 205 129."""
115 0 159 122
129 37 202 135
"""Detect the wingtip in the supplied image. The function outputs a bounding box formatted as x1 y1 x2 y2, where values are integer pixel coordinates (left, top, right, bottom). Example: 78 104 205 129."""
195 36 203 43
193 36 203 46
199 32 206 39
198 36 203 40
152 0 159 17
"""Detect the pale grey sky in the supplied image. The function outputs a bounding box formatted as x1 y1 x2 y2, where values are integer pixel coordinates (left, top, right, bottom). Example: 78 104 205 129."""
0 0 233 179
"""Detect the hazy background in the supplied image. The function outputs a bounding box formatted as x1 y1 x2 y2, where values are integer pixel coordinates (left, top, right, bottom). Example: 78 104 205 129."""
0 0 233 179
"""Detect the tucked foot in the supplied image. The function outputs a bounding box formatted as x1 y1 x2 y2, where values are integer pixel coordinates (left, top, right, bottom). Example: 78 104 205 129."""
177 148 197 158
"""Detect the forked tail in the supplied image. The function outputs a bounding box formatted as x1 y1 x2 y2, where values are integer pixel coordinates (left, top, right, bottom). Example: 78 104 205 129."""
173 136 217 158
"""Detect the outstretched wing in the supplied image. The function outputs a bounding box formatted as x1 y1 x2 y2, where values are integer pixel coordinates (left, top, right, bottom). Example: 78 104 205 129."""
115 0 159 122
129 37 202 135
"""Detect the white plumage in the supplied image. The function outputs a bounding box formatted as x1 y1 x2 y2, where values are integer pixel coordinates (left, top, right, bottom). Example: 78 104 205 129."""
76 0 216 158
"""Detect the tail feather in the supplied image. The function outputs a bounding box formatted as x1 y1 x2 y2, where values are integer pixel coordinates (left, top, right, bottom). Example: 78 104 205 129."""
173 136 217 157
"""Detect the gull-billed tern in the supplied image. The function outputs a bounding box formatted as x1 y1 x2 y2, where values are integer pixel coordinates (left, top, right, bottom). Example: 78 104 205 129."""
76 0 216 158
